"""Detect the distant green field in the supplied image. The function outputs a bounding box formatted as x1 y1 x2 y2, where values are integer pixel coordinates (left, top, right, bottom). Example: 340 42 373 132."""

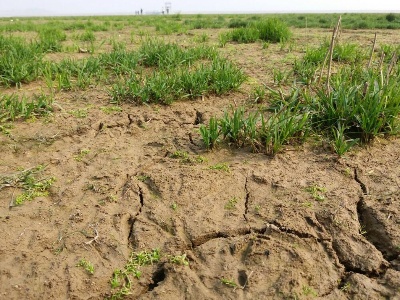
0 13 399 33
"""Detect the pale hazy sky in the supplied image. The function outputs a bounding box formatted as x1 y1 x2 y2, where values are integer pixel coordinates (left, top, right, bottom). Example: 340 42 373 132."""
1 0 399 17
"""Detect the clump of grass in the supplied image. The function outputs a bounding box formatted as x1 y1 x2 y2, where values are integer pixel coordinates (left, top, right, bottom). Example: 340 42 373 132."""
223 18 291 44
200 117 220 149
0 35 43 86
199 102 309 156
79 30 96 42
290 22 400 155
0 93 53 122
306 69 400 146
110 56 245 105
138 39 217 69
37 27 66 52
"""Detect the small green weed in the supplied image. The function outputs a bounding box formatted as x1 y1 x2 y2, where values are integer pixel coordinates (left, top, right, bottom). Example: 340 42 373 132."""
340 282 351 292
74 149 90 162
302 285 317 297
77 258 94 275
359 225 367 235
332 123 359 156
306 185 326 202
209 163 230 173
221 278 237 288
169 254 189 266
69 108 88 118
100 106 122 114
224 197 238 210
170 150 190 162
136 174 150 182
170 203 178 211
109 249 160 299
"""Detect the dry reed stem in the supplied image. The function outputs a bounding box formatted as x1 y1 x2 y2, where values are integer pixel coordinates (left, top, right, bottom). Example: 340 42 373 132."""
326 16 342 95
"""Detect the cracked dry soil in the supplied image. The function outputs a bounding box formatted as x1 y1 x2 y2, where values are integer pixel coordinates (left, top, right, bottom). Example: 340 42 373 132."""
1 29 400 300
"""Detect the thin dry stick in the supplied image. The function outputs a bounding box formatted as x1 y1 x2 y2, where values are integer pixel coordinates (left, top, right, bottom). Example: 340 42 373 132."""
318 22 341 84
240 271 254 290
323 16 342 91
85 228 99 245
367 32 377 68
378 52 385 86
326 27 337 94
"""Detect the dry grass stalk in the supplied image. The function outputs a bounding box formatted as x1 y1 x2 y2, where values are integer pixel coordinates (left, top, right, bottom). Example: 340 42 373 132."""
326 16 342 94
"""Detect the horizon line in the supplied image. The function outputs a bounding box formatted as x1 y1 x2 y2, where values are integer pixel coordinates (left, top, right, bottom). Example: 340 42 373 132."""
1 9 399 18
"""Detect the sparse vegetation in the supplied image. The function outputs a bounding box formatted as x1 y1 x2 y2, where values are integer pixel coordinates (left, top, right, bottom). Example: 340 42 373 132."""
0 165 56 206
109 249 161 299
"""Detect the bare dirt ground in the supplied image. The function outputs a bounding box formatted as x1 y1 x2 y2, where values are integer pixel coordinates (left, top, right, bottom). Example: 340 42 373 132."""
0 27 399 299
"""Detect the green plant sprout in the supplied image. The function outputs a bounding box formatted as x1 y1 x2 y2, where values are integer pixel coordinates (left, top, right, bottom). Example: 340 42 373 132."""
74 149 90 162
170 203 178 211
302 285 318 297
340 282 351 292
77 258 94 275
224 197 238 210
221 278 237 288
306 185 326 202
169 254 189 266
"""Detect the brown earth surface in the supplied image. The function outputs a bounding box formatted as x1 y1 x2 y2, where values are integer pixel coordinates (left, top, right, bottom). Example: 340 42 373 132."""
0 26 400 299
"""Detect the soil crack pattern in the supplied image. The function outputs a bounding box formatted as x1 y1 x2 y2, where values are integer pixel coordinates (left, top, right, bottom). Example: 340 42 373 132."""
270 220 324 242
189 219 328 249
243 175 250 220
357 199 398 263
128 185 144 242
349 168 392 276
354 168 368 195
